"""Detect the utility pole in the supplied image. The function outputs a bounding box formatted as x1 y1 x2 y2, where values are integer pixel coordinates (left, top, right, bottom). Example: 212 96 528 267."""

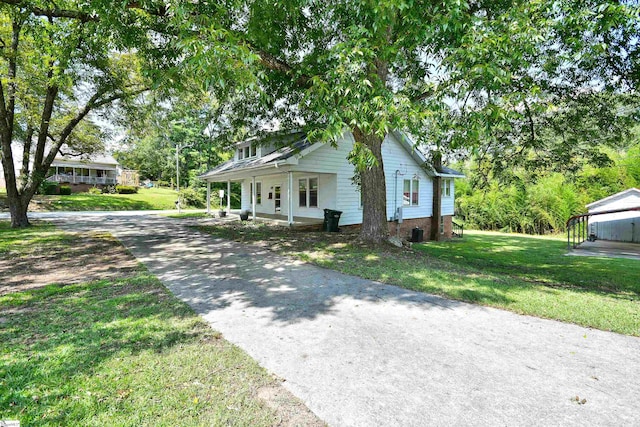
175 142 194 213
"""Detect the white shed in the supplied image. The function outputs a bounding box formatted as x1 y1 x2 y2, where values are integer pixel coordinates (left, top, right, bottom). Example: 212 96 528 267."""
587 188 640 243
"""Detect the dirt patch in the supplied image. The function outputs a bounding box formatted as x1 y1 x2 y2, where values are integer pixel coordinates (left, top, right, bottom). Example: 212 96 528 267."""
257 385 326 427
0 231 139 295
0 194 62 212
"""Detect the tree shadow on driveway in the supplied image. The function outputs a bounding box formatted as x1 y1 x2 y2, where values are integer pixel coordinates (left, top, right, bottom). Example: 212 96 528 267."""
62 216 479 325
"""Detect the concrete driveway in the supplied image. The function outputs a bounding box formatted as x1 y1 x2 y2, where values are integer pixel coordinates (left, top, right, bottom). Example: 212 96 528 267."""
55 213 640 426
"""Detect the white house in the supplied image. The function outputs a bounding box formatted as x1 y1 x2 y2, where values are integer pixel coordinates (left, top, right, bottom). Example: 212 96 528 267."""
587 188 640 243
0 147 121 193
200 130 464 239
46 152 120 188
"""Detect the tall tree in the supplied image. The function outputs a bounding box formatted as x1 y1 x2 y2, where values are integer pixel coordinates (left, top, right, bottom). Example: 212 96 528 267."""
0 2 161 226
180 0 638 242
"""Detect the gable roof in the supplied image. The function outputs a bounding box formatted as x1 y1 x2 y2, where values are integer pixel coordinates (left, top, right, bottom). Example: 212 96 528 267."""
200 131 314 179
53 151 119 166
200 129 464 179
391 131 464 178
586 188 640 211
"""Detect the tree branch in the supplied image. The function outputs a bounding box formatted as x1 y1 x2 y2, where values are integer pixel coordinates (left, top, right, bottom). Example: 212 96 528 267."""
0 0 97 22
254 48 310 87
0 0 169 22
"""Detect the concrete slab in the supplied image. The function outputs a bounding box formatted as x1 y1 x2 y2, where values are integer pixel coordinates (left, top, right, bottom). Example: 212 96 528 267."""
56 214 640 426
569 240 640 260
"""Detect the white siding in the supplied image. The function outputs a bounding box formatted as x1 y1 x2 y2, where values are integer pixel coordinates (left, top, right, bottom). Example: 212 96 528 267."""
381 133 434 221
240 180 251 211
242 176 289 217
294 136 362 225
235 131 460 225
441 178 455 216
591 216 640 243
589 193 640 214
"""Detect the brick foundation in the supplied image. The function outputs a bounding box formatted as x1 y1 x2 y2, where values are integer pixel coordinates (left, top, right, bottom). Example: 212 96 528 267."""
54 182 112 194
389 215 453 240
340 215 453 241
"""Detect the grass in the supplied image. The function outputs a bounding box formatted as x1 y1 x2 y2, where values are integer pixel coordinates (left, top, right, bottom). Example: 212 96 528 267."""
0 222 291 426
164 212 211 219
31 187 182 211
196 224 640 336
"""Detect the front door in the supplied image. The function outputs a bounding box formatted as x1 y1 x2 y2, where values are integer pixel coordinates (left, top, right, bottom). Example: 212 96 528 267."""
274 185 281 212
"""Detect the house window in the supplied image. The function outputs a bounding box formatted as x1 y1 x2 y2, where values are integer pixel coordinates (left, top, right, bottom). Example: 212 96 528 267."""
441 179 451 197
299 177 319 208
298 179 307 207
309 178 318 207
238 144 257 160
256 182 262 204
440 215 445 234
403 179 419 206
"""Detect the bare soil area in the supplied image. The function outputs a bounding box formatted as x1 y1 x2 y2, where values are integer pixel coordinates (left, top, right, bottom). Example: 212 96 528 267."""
0 231 139 295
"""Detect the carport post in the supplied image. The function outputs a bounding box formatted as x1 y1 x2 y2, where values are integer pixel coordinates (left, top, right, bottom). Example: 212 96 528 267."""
206 181 211 214
226 180 231 213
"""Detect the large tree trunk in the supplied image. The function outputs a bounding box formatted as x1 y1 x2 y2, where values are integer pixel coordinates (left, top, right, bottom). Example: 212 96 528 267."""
353 129 388 243
8 195 30 227
430 151 442 241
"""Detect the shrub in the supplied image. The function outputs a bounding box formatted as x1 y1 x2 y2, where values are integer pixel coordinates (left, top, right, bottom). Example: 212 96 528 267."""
38 180 58 195
156 180 170 187
88 187 102 195
102 185 116 194
116 185 138 194
59 185 72 195
179 187 206 208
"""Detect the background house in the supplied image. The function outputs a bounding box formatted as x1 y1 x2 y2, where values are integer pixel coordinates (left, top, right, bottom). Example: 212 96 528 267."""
46 153 120 192
587 188 640 243
200 130 464 239
0 147 124 193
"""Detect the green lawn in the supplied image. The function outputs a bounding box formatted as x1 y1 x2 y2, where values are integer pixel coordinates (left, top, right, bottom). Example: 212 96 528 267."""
196 224 640 336
0 223 296 426
33 187 183 211
164 212 211 219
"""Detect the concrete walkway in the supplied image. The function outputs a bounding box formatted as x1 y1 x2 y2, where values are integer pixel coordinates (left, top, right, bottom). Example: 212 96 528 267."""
57 214 640 426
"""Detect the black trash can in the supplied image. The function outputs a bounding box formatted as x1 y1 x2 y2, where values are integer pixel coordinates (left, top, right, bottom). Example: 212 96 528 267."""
411 227 424 242
323 209 342 232
323 208 331 231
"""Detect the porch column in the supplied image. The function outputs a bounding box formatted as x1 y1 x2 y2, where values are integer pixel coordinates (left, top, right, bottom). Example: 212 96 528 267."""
287 171 294 226
226 180 231 213
206 181 211 214
252 176 256 221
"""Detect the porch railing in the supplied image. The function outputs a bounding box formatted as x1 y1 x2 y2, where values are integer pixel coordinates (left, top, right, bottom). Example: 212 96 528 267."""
452 220 464 238
47 174 117 185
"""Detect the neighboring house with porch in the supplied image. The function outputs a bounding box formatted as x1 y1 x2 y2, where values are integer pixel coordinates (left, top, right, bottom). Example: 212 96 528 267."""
0 147 122 193
586 188 640 243
200 130 464 239
45 152 120 192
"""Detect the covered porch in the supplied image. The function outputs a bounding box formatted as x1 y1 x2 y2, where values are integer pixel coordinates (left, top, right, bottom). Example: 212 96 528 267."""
203 168 338 227
208 209 324 229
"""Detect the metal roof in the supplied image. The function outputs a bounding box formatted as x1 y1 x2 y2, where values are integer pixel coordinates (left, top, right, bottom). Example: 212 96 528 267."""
586 188 640 210
200 130 464 179
200 132 312 179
